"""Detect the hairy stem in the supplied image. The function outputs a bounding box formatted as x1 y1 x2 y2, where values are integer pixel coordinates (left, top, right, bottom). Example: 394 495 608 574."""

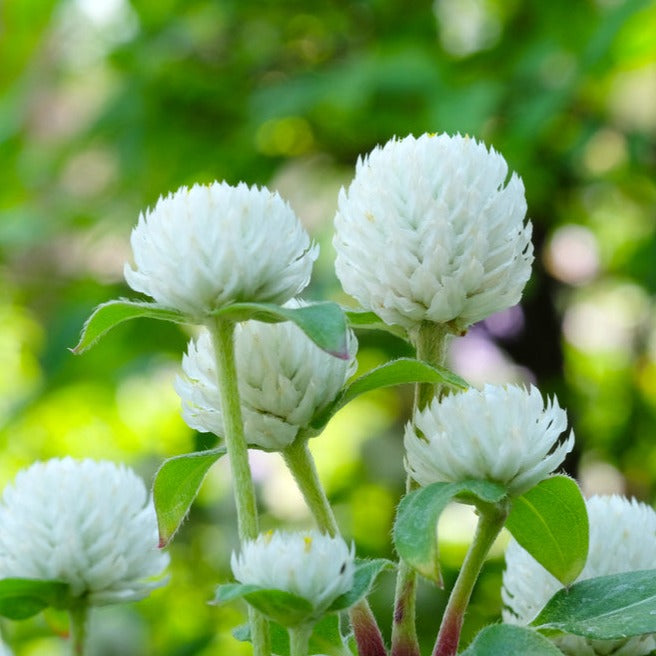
69 600 88 656
289 624 313 656
283 438 339 537
432 501 509 656
284 437 387 656
392 322 450 656
209 317 270 656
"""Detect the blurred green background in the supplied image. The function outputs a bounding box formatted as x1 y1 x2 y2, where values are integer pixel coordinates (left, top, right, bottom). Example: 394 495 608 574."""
1 0 655 653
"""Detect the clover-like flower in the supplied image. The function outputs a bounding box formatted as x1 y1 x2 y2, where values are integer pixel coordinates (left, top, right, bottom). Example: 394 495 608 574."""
124 182 318 318
174 304 357 450
231 530 355 619
503 495 656 655
0 458 169 606
333 133 533 333
404 384 573 497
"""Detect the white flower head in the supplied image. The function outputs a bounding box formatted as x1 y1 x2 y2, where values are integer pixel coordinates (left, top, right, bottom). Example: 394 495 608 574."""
174 301 358 450
404 384 573 497
503 495 656 655
231 530 355 618
0 458 169 606
124 182 318 318
334 133 533 333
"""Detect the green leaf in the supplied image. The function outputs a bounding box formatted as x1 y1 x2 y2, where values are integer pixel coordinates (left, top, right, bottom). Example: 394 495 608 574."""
213 582 262 604
213 583 314 628
72 299 350 359
328 559 394 612
71 299 188 354
393 481 506 584
533 569 656 640
460 624 563 655
344 309 408 340
310 358 468 430
0 578 72 620
152 448 227 547
308 614 348 655
506 475 588 586
215 301 350 359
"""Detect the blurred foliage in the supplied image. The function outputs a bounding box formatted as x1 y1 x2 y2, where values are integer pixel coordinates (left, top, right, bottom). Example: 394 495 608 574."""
1 0 656 653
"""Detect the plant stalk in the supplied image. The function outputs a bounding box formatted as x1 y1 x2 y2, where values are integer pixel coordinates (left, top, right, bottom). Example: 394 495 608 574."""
209 317 270 656
391 321 450 656
284 437 388 656
69 600 88 656
289 624 313 656
432 500 509 656
283 438 339 537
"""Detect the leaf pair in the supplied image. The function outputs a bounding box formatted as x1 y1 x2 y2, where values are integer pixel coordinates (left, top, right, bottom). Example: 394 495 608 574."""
213 559 392 628
393 475 588 588
72 299 352 359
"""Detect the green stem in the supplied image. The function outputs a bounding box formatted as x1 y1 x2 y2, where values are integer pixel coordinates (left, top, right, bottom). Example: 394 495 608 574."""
392 321 450 656
289 624 313 656
208 317 270 656
283 438 339 537
432 500 509 656
284 437 387 656
69 601 88 656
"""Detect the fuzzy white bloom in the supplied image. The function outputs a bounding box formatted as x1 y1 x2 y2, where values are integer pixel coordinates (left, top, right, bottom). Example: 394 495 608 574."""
174 304 358 450
334 133 533 333
503 495 656 656
0 638 11 656
124 182 318 318
404 384 573 497
0 458 169 606
231 530 355 615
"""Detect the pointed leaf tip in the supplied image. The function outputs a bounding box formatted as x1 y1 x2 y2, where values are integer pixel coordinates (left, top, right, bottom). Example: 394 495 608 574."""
153 448 226 547
72 299 188 354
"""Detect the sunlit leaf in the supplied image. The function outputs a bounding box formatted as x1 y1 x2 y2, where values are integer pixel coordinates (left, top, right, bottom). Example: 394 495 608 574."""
533 569 656 640
506 475 588 586
153 448 227 547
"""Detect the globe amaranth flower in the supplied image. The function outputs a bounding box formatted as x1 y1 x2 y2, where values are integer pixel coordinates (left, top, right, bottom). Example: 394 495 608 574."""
231 530 355 619
404 384 574 497
124 182 318 318
503 495 656 656
0 458 169 606
174 302 358 450
334 133 533 333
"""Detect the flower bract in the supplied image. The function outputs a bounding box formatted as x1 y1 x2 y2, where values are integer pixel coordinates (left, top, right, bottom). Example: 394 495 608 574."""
404 384 573 497
333 133 533 333
0 458 169 606
231 529 355 622
125 182 318 318
502 495 656 655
